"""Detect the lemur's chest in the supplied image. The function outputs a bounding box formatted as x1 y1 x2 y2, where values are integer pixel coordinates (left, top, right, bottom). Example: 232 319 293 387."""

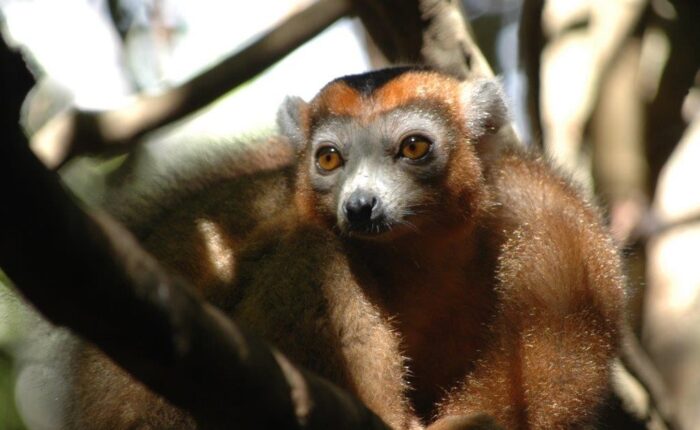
352 236 498 417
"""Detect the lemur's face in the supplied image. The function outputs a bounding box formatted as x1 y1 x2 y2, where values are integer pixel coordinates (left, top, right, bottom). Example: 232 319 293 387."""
307 105 456 239
279 67 507 241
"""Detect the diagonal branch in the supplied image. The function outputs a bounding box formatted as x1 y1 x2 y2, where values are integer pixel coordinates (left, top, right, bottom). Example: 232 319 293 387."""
0 38 389 430
29 0 352 169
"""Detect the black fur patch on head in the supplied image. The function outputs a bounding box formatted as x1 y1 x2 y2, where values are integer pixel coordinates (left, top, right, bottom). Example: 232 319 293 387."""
334 66 431 96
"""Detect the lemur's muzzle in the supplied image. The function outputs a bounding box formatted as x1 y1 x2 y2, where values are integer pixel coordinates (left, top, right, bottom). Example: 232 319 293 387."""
343 189 385 233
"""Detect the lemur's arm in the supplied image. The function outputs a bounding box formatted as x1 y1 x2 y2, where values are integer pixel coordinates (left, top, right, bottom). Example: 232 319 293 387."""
436 152 625 429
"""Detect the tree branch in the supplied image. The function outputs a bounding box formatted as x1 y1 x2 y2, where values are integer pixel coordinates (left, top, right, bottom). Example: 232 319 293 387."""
620 325 680 430
29 0 352 169
352 0 494 80
643 0 700 198
518 0 545 147
0 37 389 430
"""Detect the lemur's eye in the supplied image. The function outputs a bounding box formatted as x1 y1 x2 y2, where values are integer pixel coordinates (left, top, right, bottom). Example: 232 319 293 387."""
399 135 432 160
316 146 343 171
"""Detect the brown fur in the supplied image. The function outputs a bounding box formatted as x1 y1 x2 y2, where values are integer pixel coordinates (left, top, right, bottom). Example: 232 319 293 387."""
434 151 624 429
292 70 624 427
66 70 624 430
68 346 197 429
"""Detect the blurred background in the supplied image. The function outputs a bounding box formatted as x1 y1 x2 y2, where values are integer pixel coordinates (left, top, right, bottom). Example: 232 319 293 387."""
0 0 698 428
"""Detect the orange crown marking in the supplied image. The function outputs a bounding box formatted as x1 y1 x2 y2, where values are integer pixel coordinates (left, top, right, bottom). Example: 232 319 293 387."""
310 81 364 119
309 71 465 128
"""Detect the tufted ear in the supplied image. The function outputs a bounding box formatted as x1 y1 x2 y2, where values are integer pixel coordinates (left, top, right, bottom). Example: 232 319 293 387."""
460 78 510 141
277 96 309 151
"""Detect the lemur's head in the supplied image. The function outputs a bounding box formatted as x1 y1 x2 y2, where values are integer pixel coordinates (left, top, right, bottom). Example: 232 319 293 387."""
278 67 510 241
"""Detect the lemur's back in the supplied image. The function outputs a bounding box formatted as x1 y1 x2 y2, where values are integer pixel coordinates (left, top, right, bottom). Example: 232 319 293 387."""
62 135 297 429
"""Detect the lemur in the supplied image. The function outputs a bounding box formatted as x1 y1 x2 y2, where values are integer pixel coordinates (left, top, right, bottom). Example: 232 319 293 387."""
56 67 625 429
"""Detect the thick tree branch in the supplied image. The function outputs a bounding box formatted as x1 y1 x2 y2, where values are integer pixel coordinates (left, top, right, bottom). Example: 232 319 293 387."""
30 0 352 169
352 0 493 80
643 0 700 198
518 0 545 147
0 39 389 430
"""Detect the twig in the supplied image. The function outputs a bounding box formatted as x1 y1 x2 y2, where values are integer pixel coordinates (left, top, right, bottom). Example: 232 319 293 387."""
620 325 680 430
627 208 700 248
30 0 352 169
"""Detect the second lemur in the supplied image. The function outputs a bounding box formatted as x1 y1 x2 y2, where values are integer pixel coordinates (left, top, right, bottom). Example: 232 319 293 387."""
63 67 626 429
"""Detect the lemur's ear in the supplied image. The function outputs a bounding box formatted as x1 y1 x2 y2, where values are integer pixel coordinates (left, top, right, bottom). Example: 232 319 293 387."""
277 96 309 151
460 79 510 140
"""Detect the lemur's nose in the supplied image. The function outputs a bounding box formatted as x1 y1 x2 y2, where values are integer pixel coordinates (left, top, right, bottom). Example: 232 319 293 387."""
344 189 382 227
